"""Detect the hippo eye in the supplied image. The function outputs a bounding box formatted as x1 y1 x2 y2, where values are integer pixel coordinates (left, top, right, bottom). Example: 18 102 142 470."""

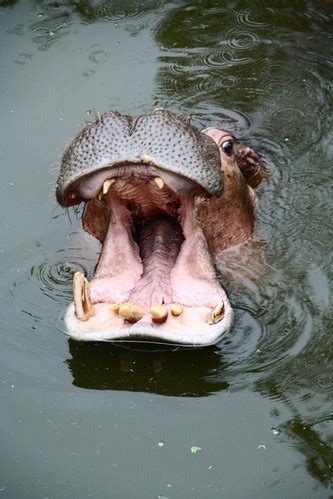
220 140 233 156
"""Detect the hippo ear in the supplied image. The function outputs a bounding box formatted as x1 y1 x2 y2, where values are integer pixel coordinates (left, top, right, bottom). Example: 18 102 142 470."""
234 142 269 188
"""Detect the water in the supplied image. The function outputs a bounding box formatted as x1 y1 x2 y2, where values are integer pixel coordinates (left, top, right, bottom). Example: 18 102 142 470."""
0 1 332 497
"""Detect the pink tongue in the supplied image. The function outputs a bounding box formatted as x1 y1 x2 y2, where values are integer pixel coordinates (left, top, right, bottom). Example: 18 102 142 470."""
129 216 184 306
88 206 184 307
89 196 223 310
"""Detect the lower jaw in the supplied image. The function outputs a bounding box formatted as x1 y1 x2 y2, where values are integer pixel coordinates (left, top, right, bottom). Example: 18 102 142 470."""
64 298 234 345
64 247 234 346
64 193 234 345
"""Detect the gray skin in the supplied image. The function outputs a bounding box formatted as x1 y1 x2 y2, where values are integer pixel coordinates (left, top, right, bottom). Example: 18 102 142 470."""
56 108 224 207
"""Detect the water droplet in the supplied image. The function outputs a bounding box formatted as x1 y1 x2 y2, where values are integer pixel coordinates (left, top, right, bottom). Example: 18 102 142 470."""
81 69 95 78
257 444 267 450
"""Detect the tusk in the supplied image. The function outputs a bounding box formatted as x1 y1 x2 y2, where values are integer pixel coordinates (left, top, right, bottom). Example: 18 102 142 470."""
206 301 224 325
119 303 144 323
73 272 94 321
150 305 168 323
171 303 183 316
103 178 115 195
154 177 164 189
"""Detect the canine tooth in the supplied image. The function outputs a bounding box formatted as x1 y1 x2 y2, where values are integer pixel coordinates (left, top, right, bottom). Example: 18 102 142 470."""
73 272 94 321
103 178 115 195
119 303 144 323
97 190 103 201
150 305 168 323
154 177 164 189
206 301 224 325
171 303 183 316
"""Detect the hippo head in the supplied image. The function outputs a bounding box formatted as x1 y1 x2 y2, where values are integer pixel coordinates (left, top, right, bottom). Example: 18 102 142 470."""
56 109 266 345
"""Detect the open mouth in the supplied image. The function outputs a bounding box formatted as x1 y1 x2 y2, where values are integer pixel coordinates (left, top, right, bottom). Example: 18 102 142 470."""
56 109 234 345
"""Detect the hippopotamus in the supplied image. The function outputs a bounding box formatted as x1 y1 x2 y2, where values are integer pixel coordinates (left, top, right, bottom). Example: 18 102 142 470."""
56 108 267 345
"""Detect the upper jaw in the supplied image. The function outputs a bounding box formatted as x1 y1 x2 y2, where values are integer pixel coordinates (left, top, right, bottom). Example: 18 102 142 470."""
55 108 224 207
75 163 203 203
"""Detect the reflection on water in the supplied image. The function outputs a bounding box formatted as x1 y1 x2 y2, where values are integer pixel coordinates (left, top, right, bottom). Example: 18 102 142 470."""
67 340 230 396
0 0 332 495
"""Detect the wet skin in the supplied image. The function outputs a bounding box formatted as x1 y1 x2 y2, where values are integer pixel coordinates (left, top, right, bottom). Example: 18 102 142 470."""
56 109 267 345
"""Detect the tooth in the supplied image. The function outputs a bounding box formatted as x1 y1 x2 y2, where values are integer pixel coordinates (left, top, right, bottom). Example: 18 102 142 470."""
206 301 224 325
150 305 168 323
119 303 144 323
171 303 183 316
97 190 103 201
110 303 121 313
73 272 94 321
103 178 115 195
154 177 164 189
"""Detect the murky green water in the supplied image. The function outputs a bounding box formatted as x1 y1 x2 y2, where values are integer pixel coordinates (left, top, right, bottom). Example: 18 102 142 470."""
0 1 332 497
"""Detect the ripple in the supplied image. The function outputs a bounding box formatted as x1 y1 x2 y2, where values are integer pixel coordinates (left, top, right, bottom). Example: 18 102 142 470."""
7 24 25 36
201 49 253 69
7 245 97 338
269 106 306 127
218 74 238 88
255 61 327 156
97 4 153 22
233 10 271 28
81 68 96 78
168 62 186 75
32 259 87 304
13 53 32 65
42 1 65 12
89 49 108 64
125 22 148 36
219 278 315 389
267 105 321 150
220 27 260 50
183 72 245 100
257 61 300 100
30 14 71 49
190 108 252 136
214 226 325 391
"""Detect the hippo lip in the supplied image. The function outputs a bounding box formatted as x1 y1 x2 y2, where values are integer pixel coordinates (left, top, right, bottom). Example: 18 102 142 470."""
57 110 234 345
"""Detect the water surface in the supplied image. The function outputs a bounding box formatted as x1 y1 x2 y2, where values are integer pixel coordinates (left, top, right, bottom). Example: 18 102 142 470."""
0 1 332 497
